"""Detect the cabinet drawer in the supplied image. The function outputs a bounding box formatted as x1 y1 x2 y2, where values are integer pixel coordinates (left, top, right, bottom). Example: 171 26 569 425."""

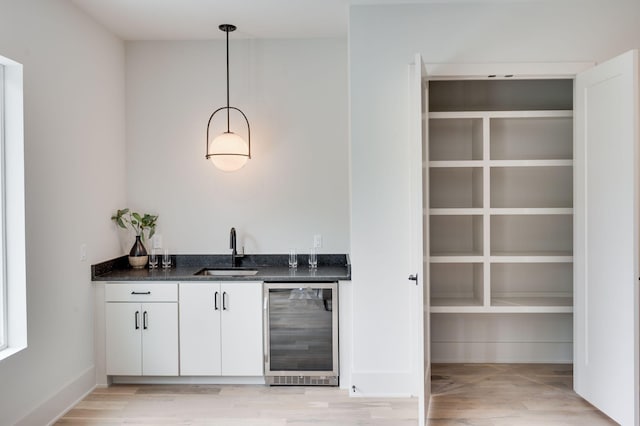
106 282 178 302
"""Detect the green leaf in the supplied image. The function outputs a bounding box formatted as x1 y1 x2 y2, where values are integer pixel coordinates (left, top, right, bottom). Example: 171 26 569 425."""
110 208 158 241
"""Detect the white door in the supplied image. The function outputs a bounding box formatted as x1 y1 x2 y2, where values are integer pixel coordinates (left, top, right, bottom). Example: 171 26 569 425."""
179 283 222 375
574 49 640 426
410 53 430 425
221 282 263 376
105 302 142 375
141 303 179 376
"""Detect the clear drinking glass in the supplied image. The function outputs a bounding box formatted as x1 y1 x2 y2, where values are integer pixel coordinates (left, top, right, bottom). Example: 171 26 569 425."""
148 248 159 269
308 248 317 269
288 249 298 269
162 248 171 269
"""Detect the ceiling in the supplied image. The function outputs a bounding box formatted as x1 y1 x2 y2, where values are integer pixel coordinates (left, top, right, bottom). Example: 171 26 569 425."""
69 0 457 40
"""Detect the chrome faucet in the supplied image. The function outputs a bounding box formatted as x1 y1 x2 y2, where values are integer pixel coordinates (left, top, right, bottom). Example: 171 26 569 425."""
230 227 238 267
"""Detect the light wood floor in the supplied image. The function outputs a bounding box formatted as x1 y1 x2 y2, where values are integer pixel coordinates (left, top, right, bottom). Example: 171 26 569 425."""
429 364 616 425
55 384 417 425
56 364 616 425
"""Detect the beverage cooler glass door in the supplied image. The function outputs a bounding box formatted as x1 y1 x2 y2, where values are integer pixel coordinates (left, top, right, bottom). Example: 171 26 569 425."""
264 282 339 385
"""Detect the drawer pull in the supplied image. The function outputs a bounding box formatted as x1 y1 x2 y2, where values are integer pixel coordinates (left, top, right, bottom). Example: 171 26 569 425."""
131 291 151 295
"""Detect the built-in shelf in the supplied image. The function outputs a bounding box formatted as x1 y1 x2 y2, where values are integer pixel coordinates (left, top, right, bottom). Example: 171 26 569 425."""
430 167 483 208
428 255 485 263
430 305 573 314
429 117 483 161
430 215 483 257
430 160 484 167
428 106 573 313
431 263 483 308
489 255 573 263
490 115 573 161
429 208 484 215
490 214 573 255
490 166 572 208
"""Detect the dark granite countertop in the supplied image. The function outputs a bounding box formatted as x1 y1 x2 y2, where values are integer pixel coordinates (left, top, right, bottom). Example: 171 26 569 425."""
91 254 351 283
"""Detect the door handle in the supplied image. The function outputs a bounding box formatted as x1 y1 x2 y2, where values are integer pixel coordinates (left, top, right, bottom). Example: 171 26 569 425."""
214 291 219 310
143 311 148 329
408 274 418 281
223 291 228 310
135 310 140 330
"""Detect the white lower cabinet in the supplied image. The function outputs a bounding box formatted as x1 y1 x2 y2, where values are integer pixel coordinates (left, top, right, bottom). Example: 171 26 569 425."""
105 283 179 376
179 282 263 376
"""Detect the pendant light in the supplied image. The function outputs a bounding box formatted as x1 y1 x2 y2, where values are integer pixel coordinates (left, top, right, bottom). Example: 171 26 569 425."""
206 24 251 172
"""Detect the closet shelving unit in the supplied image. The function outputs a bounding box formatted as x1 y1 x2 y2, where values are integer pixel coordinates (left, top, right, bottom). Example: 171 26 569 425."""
428 80 573 314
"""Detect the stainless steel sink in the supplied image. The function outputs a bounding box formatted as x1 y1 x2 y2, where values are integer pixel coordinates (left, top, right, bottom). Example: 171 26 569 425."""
195 268 259 277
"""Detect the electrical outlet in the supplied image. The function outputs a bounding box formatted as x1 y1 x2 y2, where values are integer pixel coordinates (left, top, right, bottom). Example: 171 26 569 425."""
313 234 322 248
80 243 87 262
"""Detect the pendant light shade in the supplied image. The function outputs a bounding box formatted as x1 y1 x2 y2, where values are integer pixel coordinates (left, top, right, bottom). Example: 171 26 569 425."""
206 24 251 172
208 131 249 171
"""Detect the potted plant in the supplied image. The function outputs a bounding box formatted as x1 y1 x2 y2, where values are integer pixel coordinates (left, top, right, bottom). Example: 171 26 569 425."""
111 208 158 269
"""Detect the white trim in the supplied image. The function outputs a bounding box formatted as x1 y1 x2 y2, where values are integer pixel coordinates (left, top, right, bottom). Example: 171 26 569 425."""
0 63 5 350
0 53 26 361
425 62 593 79
111 376 266 385
338 280 353 391
14 366 96 426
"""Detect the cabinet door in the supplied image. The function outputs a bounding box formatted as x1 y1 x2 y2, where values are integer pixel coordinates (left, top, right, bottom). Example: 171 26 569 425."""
574 49 639 426
106 303 141 375
141 303 178 376
220 282 263 376
179 283 222 375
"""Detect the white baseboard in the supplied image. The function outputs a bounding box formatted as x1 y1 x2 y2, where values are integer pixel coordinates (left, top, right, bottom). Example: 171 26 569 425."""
111 376 266 385
15 365 96 426
431 342 573 363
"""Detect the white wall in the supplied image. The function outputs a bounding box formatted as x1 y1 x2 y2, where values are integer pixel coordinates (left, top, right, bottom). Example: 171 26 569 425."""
125 38 349 255
349 0 640 396
0 1 126 424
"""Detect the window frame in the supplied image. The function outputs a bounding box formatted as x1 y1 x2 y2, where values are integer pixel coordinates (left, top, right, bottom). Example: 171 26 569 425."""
0 53 26 361
0 63 5 350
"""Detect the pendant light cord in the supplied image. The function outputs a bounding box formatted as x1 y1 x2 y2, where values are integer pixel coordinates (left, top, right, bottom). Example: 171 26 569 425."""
226 27 230 133
206 24 251 165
